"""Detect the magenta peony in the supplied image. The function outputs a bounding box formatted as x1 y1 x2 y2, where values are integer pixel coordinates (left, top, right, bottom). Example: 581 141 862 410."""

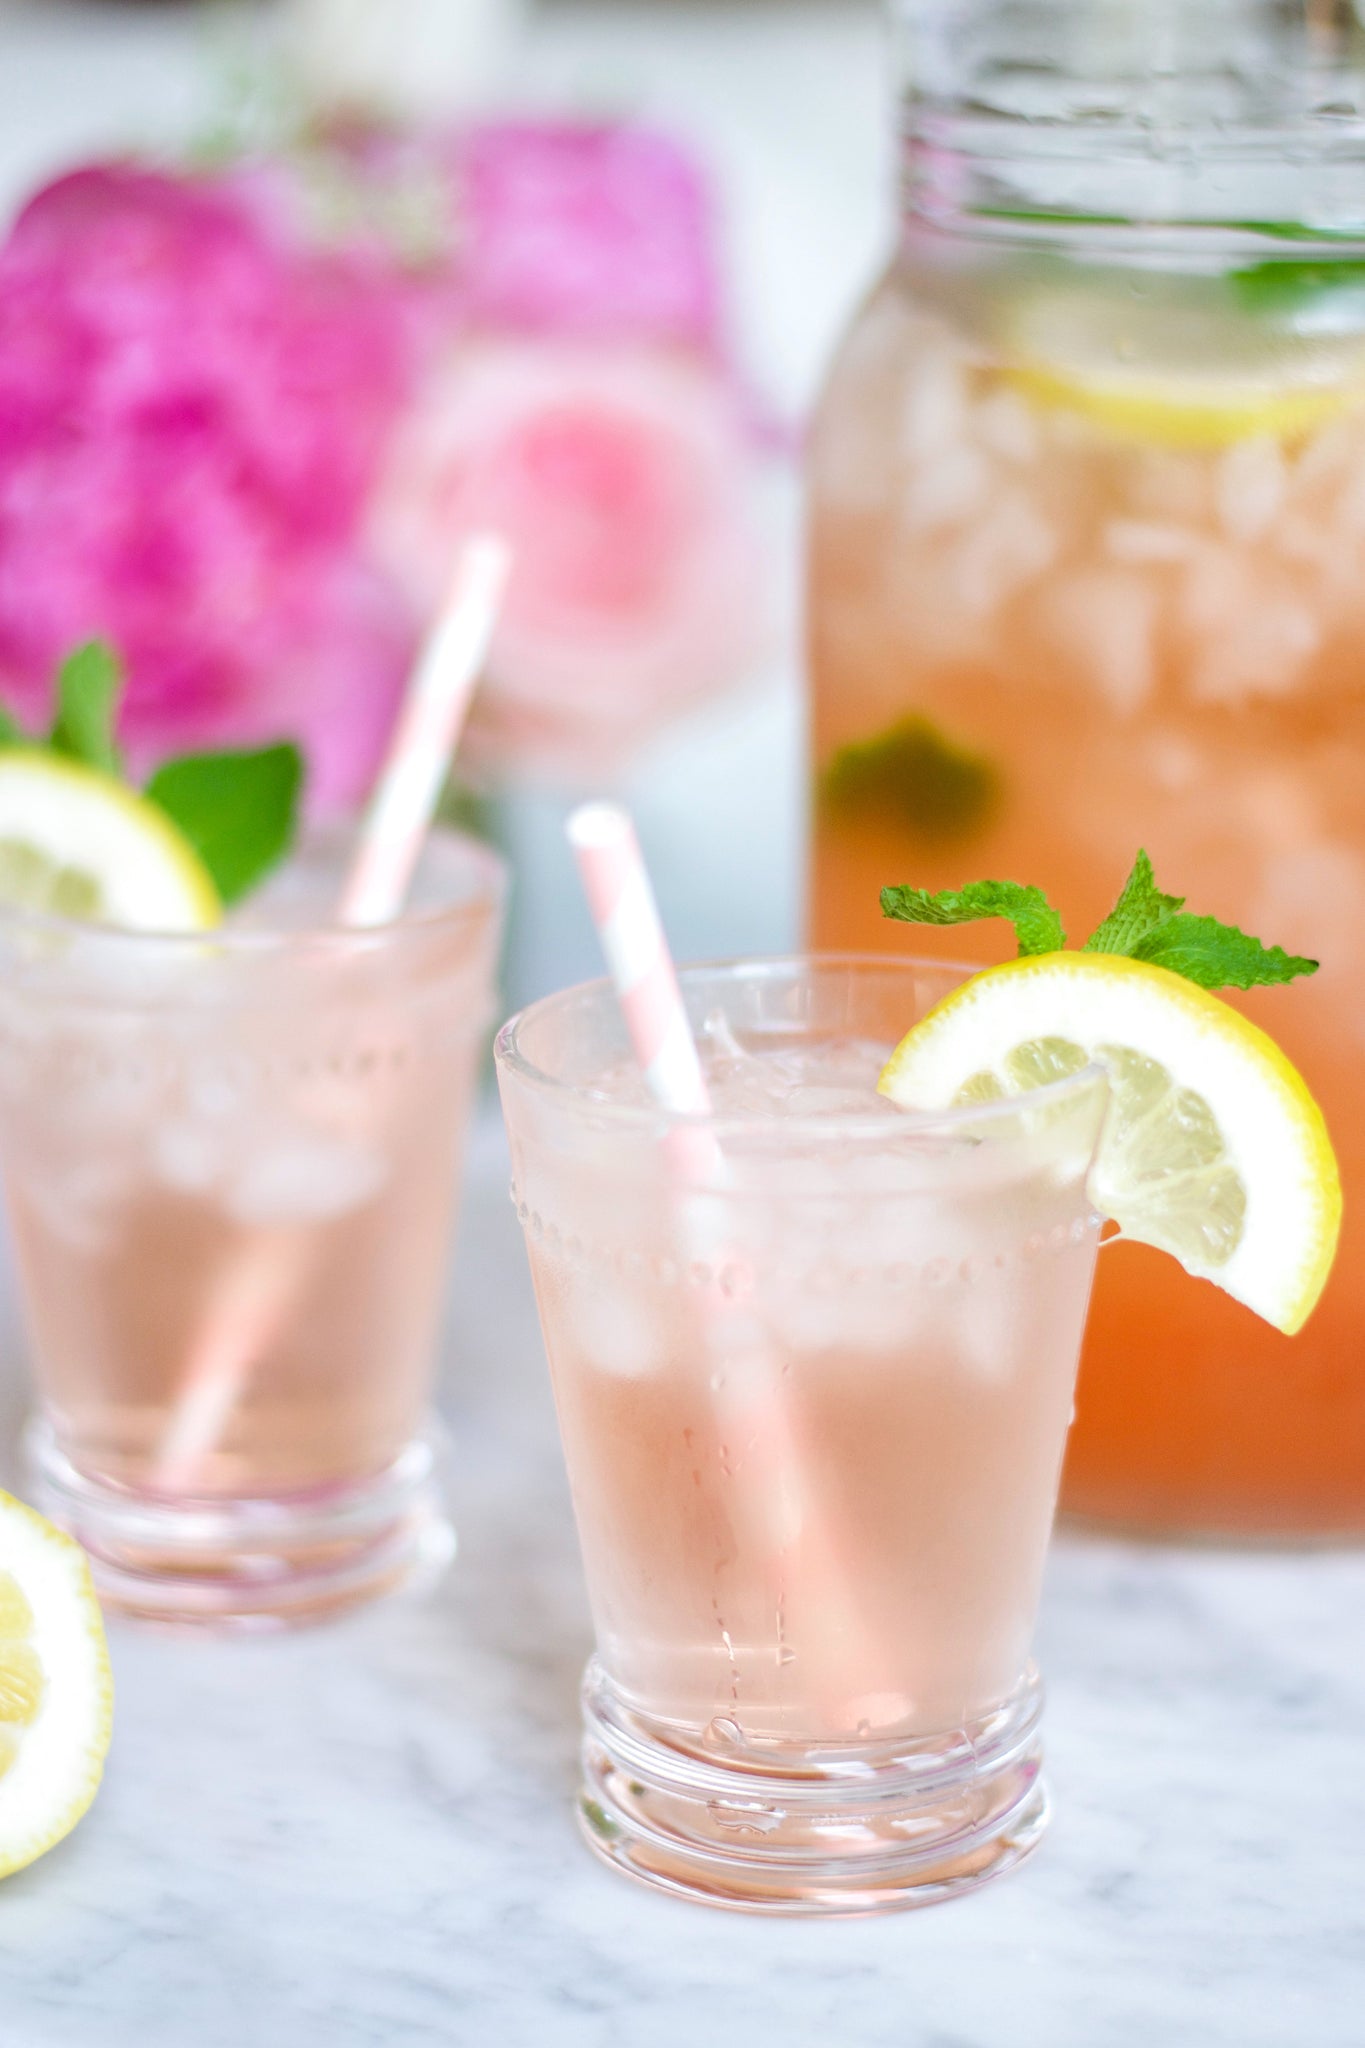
370 339 770 774
455 122 722 354
0 165 423 811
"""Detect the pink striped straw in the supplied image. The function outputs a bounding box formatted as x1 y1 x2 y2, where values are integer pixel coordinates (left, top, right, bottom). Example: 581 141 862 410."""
153 535 510 1492
567 802 879 1733
568 801 712 1109
339 534 510 928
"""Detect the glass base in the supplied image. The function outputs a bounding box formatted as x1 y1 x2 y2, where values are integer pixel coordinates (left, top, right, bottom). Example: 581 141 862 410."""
579 1659 1049 1917
24 1418 455 1632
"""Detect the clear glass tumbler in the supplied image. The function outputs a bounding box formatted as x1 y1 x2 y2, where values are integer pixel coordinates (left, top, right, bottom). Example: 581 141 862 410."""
0 828 504 1629
496 956 1108 1915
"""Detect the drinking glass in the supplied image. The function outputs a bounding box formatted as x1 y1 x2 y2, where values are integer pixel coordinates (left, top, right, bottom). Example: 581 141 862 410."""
0 828 504 1628
497 955 1108 1915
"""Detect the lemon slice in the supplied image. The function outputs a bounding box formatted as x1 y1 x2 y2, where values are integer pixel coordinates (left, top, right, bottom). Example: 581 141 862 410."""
1005 362 1357 452
0 1491 113 1880
1002 287 1365 450
0 750 220 932
879 954 1341 1334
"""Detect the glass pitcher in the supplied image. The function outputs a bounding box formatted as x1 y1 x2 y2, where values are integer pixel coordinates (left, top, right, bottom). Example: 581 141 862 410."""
807 0 1365 1536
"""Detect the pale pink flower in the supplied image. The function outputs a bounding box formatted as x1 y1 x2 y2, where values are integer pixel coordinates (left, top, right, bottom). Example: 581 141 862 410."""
370 339 771 773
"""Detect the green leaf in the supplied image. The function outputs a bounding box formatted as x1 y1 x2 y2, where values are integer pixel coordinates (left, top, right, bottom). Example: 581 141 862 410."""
821 716 1000 844
0 703 25 748
1082 848 1185 956
1128 914 1318 991
50 642 123 776
1229 255 1365 319
880 878 1066 958
146 744 304 907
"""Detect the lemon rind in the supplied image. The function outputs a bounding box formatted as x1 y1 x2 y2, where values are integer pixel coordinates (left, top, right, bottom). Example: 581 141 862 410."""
0 750 221 933
0 1491 114 1881
880 954 1341 1335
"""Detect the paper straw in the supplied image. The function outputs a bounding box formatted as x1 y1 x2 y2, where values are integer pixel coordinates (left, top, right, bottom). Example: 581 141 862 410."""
153 536 509 1491
339 534 510 927
567 803 878 1733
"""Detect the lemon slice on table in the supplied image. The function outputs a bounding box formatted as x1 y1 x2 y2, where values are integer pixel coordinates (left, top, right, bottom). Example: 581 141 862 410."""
879 953 1341 1335
0 1491 113 1880
0 750 220 931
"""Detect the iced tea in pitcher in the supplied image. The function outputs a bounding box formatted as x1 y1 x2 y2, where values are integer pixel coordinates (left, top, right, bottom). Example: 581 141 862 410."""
808 0 1365 1534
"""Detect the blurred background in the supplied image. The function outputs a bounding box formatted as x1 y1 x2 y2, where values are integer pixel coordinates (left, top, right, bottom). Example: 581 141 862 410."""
0 0 892 1001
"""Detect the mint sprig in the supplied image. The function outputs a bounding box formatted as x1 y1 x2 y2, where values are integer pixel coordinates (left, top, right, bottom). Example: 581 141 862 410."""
880 879 1066 958
50 643 123 776
1080 847 1183 956
147 745 304 908
821 716 1000 843
1082 850 1317 988
2 642 304 908
883 847 1319 992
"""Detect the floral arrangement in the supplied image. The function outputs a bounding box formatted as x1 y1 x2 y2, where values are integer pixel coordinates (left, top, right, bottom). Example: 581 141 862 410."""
0 124 770 805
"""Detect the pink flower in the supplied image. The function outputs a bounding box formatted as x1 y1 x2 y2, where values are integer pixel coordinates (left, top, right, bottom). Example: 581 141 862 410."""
370 340 771 774
0 165 424 810
455 123 723 355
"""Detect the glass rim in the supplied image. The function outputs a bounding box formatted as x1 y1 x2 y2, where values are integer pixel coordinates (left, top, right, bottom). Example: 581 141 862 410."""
494 951 1110 1143
0 821 507 959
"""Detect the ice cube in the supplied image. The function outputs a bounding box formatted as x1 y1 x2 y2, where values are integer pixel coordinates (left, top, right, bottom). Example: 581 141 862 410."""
972 388 1041 466
1037 566 1158 715
1216 435 1286 544
1272 512 1359 602
559 1278 667 1380
898 343 971 463
899 446 993 536
1125 448 1212 523
153 1120 232 1195
1293 417 1357 493
224 1137 387 1227
16 1157 132 1256
950 489 1057 617
760 1277 924 1359
1188 588 1320 704
1104 519 1202 564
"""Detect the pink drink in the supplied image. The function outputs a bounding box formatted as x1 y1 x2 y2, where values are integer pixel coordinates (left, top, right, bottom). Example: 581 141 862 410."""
497 956 1108 1915
0 829 504 1627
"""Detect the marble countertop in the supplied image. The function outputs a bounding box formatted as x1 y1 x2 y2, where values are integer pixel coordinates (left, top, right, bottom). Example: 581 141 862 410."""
3 1115 1364 2048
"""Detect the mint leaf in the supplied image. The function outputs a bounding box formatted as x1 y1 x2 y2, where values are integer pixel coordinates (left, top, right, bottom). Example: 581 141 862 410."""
146 745 303 907
1128 915 1318 990
50 642 123 776
1230 256 1365 318
821 716 1000 843
1083 848 1184 956
881 879 1066 957
1080 848 1317 987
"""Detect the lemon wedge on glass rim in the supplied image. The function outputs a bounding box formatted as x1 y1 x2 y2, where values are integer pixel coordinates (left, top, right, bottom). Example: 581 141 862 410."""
879 952 1341 1335
0 1491 113 1879
0 750 220 931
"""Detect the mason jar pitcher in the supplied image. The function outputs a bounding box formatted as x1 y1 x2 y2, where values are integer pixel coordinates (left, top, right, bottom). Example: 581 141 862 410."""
807 0 1365 1535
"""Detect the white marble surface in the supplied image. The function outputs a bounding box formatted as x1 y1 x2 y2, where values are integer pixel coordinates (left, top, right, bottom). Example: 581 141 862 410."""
2 1114 1364 2047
